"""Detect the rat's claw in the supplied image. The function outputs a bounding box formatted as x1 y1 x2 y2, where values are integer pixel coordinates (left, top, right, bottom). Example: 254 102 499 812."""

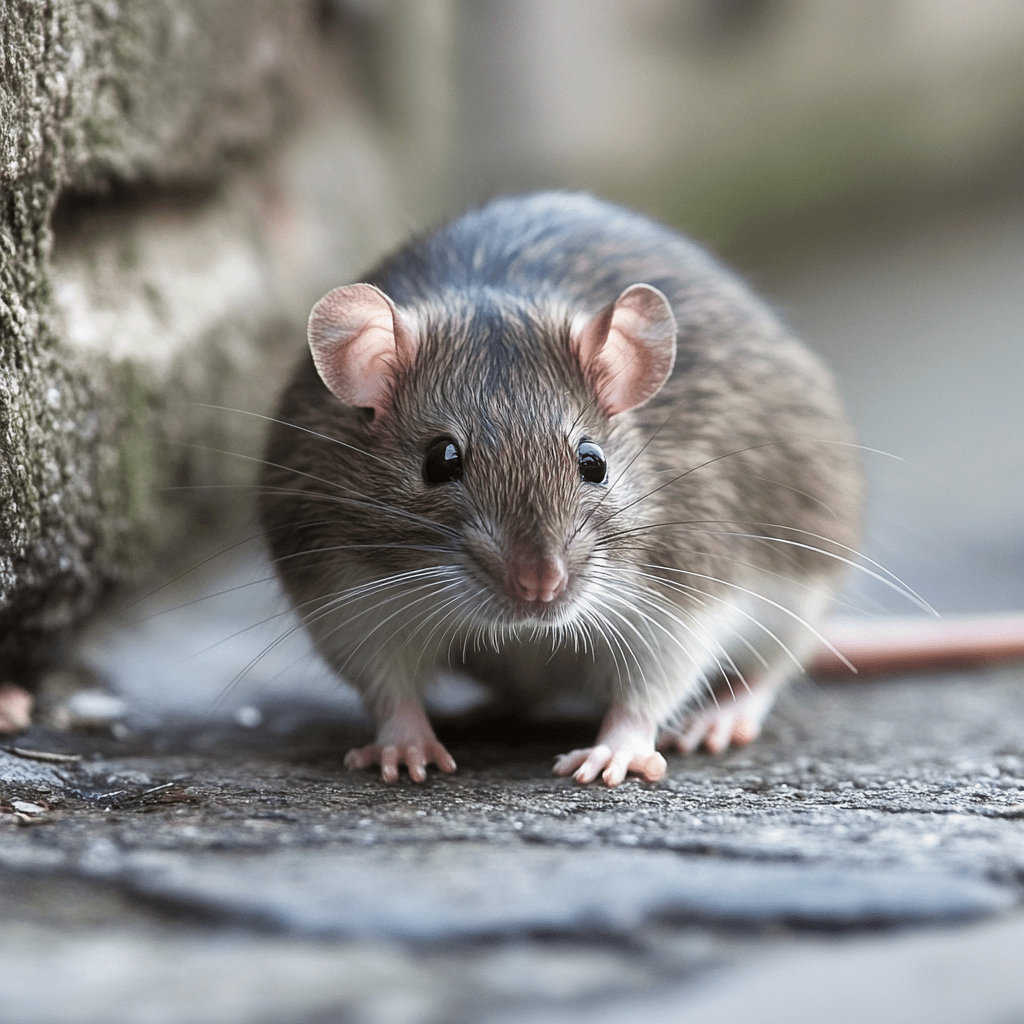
405 746 427 783
556 744 611 784
380 745 401 783
343 745 389 774
601 749 631 787
621 750 666 784
551 747 593 778
344 740 456 783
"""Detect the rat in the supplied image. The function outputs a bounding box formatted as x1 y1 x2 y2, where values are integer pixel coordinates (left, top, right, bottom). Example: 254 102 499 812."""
0 194 1017 750
258 190 866 787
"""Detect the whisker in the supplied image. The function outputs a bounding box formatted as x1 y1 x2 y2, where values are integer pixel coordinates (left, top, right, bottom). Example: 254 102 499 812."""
597 518 932 616
169 478 463 542
587 592 659 665
209 566 460 709
622 566 772 673
583 606 628 695
406 585 481 678
643 572 805 676
721 470 842 518
365 581 468 684
116 529 279 614
190 403 398 469
715 526 931 616
334 571 465 674
228 570 457 710
132 541 458 625
589 571 739 701
639 562 855 673
567 389 602 436
627 577 744 686
635 544 867 618
203 567 440 671
599 437 892 527
431 593 487 668
574 399 683 539
177 442 462 541
616 565 767 680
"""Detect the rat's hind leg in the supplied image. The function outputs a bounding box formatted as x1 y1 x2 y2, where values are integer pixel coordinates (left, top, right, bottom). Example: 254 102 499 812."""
657 657 797 755
659 580 836 755
344 692 456 783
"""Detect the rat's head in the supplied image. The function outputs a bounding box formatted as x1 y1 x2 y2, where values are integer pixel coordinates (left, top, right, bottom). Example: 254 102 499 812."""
305 281 676 635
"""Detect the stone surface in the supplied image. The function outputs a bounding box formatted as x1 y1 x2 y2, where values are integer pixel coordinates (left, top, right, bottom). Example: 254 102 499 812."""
2 677 1024 1024
3 544 1024 1019
111 846 1014 937
493 914 1024 1024
4 910 1022 1024
0 748 71 792
0 924 434 1024
0 0 287 655
0 0 444 669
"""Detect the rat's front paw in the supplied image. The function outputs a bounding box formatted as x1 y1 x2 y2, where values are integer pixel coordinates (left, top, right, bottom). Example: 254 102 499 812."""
555 705 664 786
553 744 666 787
344 740 456 783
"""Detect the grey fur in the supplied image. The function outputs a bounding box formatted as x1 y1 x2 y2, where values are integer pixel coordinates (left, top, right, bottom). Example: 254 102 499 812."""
259 192 862 726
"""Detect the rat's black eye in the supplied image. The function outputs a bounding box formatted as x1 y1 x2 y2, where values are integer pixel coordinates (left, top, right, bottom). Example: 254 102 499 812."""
577 440 607 484
423 437 463 485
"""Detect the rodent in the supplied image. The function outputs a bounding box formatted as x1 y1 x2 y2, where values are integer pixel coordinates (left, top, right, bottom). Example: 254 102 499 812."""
258 191 864 786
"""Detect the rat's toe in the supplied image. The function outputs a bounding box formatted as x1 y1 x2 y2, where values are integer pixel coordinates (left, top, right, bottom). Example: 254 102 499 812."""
0 684 32 734
552 749 589 776
731 717 760 746
345 738 455 782
632 751 667 782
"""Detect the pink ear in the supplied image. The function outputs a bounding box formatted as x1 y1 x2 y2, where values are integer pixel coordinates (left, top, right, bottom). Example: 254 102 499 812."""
306 283 418 416
572 284 677 416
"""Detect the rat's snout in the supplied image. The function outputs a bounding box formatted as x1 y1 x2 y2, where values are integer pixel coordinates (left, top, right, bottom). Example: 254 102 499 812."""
509 551 568 604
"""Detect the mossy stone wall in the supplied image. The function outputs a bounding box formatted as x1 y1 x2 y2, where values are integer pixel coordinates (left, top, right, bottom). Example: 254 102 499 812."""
0 0 442 672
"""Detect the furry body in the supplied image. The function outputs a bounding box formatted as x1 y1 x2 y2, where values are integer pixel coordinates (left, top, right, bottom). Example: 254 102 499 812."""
259 192 862 785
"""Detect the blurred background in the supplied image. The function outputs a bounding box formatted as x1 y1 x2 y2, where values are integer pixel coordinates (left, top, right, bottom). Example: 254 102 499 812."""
9 0 1023 721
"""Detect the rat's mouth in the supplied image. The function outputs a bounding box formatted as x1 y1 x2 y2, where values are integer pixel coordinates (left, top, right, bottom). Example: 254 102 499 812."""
454 552 593 633
450 591 583 638
500 588 586 630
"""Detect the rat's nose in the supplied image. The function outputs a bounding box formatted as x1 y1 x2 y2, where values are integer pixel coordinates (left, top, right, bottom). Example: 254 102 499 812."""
510 553 568 604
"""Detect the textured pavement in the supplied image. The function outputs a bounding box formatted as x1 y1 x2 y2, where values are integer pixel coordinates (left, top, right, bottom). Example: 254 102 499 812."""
3 656 1023 1023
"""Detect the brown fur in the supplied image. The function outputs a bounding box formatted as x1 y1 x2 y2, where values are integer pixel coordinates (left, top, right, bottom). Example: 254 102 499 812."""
259 192 862 724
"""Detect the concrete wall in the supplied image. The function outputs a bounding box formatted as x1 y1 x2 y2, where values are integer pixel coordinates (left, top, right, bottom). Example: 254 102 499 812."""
0 0 454 672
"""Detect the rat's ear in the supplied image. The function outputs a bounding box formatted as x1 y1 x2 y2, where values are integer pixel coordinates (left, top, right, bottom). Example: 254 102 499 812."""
307 283 419 416
571 284 676 416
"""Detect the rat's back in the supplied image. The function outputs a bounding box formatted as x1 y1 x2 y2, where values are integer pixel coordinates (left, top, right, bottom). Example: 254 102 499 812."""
368 192 768 337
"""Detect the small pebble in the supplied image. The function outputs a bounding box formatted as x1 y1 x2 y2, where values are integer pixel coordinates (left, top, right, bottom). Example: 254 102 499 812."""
12 800 46 815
